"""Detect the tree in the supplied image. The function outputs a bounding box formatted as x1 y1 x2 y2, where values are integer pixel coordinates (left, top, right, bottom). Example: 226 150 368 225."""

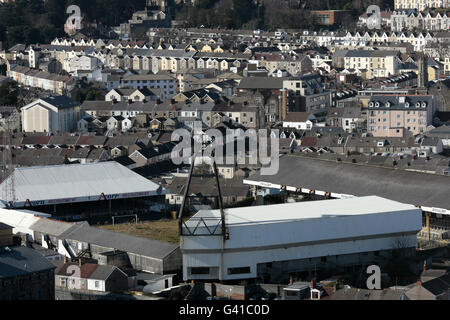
0 64 7 76
0 82 19 107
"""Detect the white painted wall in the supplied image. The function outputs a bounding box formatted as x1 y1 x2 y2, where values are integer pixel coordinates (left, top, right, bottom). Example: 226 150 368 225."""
144 278 173 293
181 206 422 281
87 279 106 292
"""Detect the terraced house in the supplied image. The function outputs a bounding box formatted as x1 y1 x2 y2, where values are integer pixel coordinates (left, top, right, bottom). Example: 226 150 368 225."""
367 95 435 137
344 50 401 79
391 10 450 31
394 0 450 11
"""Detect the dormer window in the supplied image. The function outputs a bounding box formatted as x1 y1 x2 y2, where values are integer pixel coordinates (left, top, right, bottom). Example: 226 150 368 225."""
375 102 380 108
421 102 427 108
415 102 421 108
385 101 390 108
405 102 410 108
369 102 374 108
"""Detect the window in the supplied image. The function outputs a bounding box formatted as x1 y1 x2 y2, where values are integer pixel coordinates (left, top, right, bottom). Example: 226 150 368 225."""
95 281 100 288
190 267 210 275
285 290 299 297
227 267 251 275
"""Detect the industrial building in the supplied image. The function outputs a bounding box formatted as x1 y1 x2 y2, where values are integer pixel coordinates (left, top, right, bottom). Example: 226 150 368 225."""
180 196 422 283
57 223 181 274
0 161 168 220
0 208 182 275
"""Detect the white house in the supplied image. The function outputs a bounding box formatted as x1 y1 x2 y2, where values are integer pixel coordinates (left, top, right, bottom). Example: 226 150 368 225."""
283 112 317 130
63 55 102 74
106 116 134 132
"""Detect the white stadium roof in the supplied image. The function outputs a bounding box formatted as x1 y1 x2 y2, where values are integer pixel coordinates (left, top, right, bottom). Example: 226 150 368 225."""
0 162 167 207
182 196 422 253
187 196 417 228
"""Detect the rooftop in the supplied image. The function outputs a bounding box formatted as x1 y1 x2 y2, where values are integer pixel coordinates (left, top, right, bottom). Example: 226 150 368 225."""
244 154 450 211
187 196 417 227
0 246 56 279
58 223 179 260
0 162 166 206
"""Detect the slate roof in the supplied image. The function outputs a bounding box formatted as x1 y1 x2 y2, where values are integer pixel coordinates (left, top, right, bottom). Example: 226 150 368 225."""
89 265 123 280
284 112 312 123
55 262 98 278
29 218 75 237
0 222 12 230
40 96 79 110
238 77 286 90
0 246 56 279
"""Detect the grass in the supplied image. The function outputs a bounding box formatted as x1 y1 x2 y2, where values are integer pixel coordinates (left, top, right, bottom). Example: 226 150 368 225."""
98 219 180 244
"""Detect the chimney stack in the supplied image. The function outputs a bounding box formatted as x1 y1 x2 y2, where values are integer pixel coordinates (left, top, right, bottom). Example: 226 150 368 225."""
280 89 287 121
0 223 14 247
310 278 316 289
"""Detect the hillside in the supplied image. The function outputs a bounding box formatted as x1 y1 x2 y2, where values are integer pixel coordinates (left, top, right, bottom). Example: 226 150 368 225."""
0 0 395 47
175 0 395 30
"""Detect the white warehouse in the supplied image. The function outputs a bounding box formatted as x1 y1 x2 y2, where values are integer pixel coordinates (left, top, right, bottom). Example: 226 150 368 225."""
180 196 422 282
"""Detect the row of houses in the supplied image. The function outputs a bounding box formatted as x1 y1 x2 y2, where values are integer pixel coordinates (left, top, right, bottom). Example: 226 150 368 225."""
7 65 75 95
394 0 449 11
26 44 250 75
298 30 449 52
81 91 266 130
391 10 450 32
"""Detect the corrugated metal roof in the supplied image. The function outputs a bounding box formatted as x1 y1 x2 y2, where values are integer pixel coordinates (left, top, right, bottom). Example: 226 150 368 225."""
187 196 416 228
29 218 75 237
59 223 179 260
0 209 42 235
1 162 167 206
